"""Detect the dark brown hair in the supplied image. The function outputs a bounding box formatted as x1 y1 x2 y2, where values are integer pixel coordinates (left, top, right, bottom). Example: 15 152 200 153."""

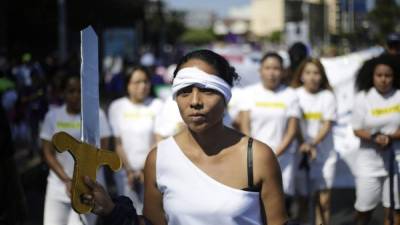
291 58 332 91
355 54 400 92
173 49 239 87
124 65 155 97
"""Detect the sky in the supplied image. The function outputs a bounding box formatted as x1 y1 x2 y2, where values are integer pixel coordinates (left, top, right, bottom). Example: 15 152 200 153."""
164 0 250 17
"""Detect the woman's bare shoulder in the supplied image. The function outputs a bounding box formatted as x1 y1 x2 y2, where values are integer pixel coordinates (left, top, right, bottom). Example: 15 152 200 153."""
249 138 280 173
249 138 275 158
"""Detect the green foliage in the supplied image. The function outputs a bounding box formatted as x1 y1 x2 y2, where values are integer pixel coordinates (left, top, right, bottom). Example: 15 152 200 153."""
269 30 283 43
368 0 400 40
180 28 216 45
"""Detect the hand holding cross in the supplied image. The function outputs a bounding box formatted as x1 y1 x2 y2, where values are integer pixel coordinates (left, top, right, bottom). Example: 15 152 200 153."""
52 131 121 213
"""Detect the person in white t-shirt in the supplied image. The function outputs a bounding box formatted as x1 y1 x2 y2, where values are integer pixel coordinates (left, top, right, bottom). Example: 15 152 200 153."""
41 75 111 225
291 58 337 225
154 95 185 141
240 52 299 201
79 49 292 225
227 87 245 130
108 66 163 218
352 55 400 225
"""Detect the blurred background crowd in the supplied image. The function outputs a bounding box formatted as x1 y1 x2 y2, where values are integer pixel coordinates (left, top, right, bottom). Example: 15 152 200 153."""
1 0 400 224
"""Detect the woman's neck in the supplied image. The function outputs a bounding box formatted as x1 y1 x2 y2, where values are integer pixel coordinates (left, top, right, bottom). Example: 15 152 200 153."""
66 105 80 115
304 86 319 94
186 122 228 156
375 87 394 97
263 83 280 92
129 96 144 104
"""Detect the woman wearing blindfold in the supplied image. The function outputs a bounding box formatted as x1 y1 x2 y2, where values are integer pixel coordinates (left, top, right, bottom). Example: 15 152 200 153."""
82 49 291 225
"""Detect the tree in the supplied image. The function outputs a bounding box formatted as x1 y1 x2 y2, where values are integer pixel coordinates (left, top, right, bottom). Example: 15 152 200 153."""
180 28 216 46
368 0 400 40
269 30 283 43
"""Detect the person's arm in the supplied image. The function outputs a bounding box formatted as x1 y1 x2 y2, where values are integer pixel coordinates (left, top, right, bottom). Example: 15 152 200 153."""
275 117 298 157
143 148 167 225
154 133 165 144
101 137 110 149
115 137 132 170
310 120 332 147
253 140 289 225
114 137 140 186
354 129 391 148
309 91 335 147
82 176 138 225
298 120 332 160
353 129 374 142
42 139 72 195
240 110 251 135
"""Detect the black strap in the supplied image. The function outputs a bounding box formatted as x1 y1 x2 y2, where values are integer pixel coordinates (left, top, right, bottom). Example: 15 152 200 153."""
247 137 254 188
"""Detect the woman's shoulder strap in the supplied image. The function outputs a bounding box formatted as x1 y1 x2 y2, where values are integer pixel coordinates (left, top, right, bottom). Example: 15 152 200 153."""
247 137 254 188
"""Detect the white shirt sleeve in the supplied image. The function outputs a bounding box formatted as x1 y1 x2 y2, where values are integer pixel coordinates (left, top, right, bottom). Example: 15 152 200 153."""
237 88 252 111
99 109 111 138
322 91 337 121
108 101 120 137
286 93 300 118
40 110 56 141
351 92 366 130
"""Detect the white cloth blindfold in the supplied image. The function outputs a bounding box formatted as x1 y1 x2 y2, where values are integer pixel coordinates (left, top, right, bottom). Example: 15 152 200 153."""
172 67 232 103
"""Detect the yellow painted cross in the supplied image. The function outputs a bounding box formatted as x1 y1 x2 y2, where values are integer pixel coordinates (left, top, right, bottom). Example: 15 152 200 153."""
52 131 121 213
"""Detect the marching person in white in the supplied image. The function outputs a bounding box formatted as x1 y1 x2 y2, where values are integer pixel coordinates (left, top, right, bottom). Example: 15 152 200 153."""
144 49 289 225
240 52 299 199
108 66 163 218
154 95 185 141
291 58 337 225
78 49 292 225
41 75 111 225
352 55 400 225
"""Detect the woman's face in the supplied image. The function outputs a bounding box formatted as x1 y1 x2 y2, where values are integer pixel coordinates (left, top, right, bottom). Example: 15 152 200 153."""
127 70 151 102
260 57 283 90
373 64 394 94
65 78 81 113
301 62 322 93
175 59 226 133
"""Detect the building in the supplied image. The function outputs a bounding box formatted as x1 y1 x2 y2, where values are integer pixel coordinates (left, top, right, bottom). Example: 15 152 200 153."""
249 0 338 40
337 0 370 34
213 5 251 35
250 0 285 37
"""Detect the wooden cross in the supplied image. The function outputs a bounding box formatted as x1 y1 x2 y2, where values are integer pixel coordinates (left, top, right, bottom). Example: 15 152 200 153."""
52 131 121 213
